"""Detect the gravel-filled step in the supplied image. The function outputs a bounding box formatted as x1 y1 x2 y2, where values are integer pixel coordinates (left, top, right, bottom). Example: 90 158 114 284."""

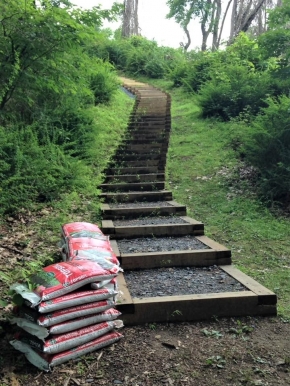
114 216 188 227
117 235 209 254
109 201 172 208
124 266 247 298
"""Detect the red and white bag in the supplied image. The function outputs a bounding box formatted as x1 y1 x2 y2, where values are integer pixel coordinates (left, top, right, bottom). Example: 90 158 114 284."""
11 260 117 306
74 248 119 267
61 222 106 240
38 288 117 313
38 300 115 327
91 277 118 291
13 308 122 338
10 331 123 371
16 321 122 354
67 237 113 256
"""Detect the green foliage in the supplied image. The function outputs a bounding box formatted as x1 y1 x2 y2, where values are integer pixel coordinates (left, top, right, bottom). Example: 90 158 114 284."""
183 51 220 92
198 63 271 120
244 95 290 203
93 35 184 80
0 125 94 213
89 60 119 104
0 254 54 291
0 0 126 215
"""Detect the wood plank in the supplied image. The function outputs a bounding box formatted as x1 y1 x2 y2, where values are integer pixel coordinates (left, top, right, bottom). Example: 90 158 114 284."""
115 273 134 313
120 249 232 270
221 265 277 305
110 222 204 239
122 292 264 325
99 182 165 192
181 216 203 226
100 190 173 203
196 235 231 253
101 220 115 234
110 240 121 259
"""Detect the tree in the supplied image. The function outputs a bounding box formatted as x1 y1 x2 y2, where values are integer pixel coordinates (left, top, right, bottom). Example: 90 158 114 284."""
122 0 139 37
0 0 121 115
166 0 227 51
229 0 268 42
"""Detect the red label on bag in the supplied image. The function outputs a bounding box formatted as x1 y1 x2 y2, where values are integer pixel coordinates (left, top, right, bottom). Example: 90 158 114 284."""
31 260 117 301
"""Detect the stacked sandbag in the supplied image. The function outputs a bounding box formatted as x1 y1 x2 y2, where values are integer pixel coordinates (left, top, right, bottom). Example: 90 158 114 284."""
10 222 123 371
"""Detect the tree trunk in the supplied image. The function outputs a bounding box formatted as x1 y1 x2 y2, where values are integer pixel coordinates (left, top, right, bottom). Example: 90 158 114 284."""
122 0 139 37
217 0 233 48
183 25 191 51
212 0 222 50
228 0 267 43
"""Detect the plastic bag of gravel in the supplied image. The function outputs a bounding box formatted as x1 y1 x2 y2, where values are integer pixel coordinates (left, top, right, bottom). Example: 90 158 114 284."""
17 299 115 327
10 260 117 306
38 288 118 313
14 320 123 354
91 277 118 291
10 331 123 371
12 308 122 339
61 222 107 240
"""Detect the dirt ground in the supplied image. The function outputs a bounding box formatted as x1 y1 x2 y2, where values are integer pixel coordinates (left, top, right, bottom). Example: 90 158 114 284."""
0 214 289 386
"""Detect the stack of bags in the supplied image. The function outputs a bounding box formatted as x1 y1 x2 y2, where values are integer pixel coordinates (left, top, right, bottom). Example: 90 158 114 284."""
10 222 123 371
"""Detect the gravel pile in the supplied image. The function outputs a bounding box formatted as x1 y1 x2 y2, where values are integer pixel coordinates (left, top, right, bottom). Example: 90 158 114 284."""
114 216 188 227
109 201 172 208
124 266 247 297
117 235 209 254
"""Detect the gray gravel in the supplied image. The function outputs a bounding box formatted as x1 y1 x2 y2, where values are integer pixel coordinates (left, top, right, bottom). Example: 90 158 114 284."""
114 216 188 227
109 201 172 208
124 266 246 297
117 235 209 254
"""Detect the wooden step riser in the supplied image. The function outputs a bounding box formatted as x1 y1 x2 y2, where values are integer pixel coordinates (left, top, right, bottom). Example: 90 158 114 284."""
102 223 204 239
106 167 159 174
117 145 162 152
110 160 161 167
100 190 173 203
99 182 165 192
124 135 167 142
114 154 168 160
104 174 165 183
128 122 171 129
101 207 187 220
121 140 164 146
114 150 162 157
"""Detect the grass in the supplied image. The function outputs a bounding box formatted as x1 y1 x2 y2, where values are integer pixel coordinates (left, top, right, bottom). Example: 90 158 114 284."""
164 85 290 318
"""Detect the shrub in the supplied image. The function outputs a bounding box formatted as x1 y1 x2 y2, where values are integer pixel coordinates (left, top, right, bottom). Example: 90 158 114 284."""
183 52 219 93
244 95 290 203
198 64 271 120
0 126 94 214
90 60 119 105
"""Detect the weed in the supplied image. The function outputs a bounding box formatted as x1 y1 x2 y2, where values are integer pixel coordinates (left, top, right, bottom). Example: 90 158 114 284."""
172 309 183 316
201 328 223 338
228 320 254 335
205 356 226 369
